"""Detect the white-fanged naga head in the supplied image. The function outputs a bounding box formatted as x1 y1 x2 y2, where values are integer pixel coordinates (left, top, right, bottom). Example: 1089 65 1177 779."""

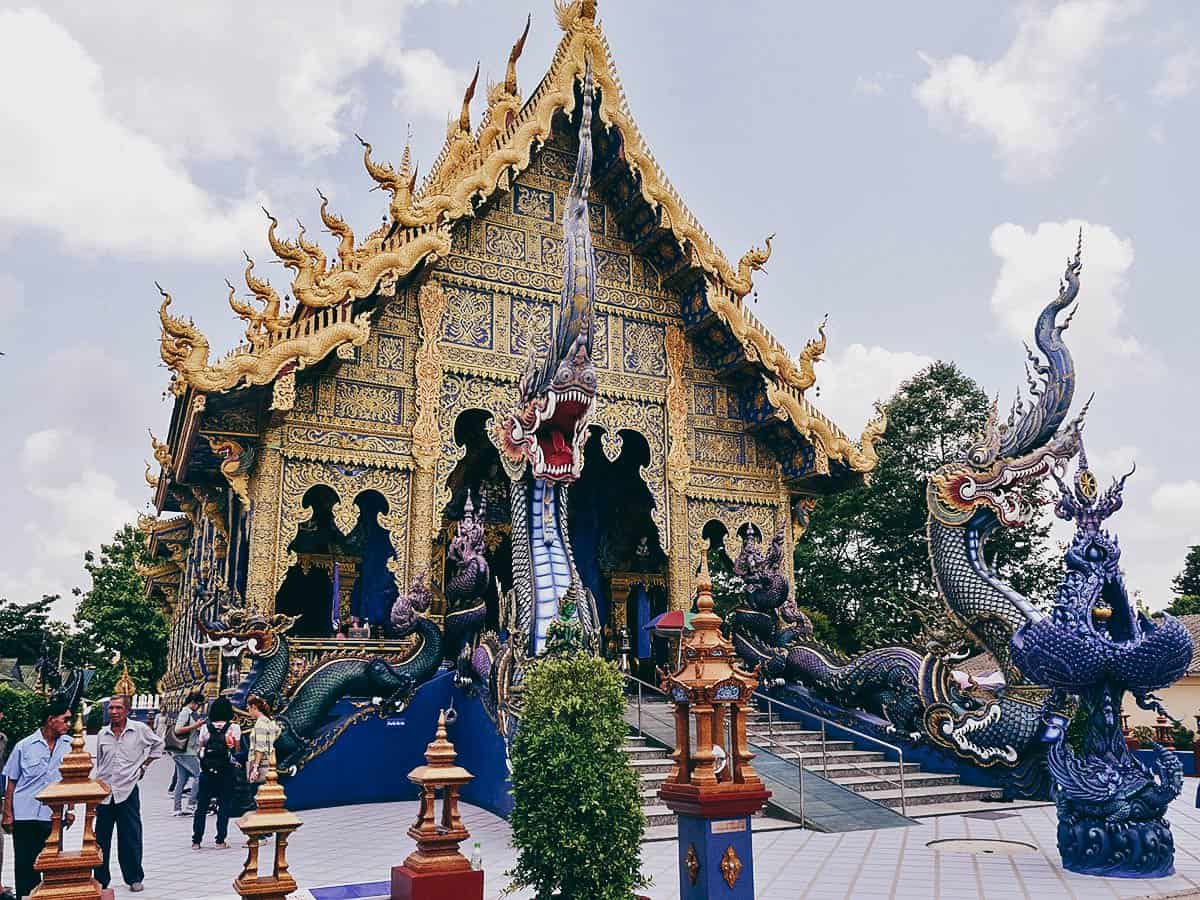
196 607 298 658
496 60 598 484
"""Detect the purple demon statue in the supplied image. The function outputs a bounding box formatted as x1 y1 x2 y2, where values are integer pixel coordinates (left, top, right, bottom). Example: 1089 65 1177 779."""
1011 444 1193 877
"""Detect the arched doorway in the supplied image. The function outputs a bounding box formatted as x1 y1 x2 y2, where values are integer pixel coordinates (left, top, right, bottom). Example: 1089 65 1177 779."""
276 485 342 637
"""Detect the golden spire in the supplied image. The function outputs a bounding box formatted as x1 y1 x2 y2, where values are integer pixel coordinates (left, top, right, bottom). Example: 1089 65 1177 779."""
316 189 357 264
458 63 481 134
505 14 532 95
114 662 136 698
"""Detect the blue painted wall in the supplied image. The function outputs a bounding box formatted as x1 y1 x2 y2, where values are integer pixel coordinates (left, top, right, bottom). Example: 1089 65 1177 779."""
284 670 513 816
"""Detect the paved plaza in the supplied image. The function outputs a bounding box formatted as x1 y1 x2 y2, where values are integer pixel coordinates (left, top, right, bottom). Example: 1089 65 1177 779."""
7 749 1200 899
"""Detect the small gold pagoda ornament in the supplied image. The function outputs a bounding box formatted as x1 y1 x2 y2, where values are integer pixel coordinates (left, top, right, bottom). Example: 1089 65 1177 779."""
31 710 111 900
391 710 484 899
659 545 769 899
233 750 303 900
113 663 136 699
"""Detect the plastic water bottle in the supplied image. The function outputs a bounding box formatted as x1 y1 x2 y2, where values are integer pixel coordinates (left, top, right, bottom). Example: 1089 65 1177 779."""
469 840 483 871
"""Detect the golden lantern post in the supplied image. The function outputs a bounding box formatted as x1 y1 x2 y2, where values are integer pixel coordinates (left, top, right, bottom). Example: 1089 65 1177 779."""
31 710 111 900
391 710 483 900
232 750 303 900
659 549 770 899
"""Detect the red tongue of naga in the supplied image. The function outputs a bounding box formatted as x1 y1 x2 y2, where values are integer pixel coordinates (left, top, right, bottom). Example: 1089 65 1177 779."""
550 430 570 456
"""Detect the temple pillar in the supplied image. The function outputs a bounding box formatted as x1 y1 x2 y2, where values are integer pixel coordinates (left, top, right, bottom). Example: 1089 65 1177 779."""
245 428 284 614
664 324 692 612
409 281 447 581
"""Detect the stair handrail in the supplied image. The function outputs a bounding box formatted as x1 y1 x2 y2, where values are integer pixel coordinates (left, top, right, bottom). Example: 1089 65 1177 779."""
753 690 907 817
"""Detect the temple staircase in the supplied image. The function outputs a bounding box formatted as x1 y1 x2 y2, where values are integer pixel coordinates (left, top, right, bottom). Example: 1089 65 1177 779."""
741 708 1005 816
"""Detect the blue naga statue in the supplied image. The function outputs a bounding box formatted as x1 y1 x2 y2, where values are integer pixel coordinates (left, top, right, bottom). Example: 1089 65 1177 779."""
1011 448 1193 877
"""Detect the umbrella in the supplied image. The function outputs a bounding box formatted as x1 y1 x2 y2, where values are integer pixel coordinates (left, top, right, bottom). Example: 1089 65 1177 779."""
644 610 698 637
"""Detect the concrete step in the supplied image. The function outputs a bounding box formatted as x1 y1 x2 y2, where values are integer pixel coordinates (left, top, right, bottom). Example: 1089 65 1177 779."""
788 760 920 780
772 749 886 765
834 771 961 794
642 804 675 827
746 727 822 739
753 737 857 754
620 744 671 758
904 798 1051 819
626 756 673 775
858 783 1004 809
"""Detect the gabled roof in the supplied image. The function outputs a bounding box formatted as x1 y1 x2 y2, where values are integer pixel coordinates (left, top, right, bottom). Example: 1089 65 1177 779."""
154 0 883 484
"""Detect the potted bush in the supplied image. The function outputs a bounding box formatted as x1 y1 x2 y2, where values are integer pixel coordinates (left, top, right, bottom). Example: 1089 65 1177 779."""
508 651 648 900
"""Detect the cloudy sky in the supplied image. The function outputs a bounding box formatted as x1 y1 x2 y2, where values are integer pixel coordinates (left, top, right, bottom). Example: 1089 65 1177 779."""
1 0 1196 620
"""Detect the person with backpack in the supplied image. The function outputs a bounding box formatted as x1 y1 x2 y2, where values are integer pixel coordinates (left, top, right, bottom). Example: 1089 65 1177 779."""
191 696 241 850
169 692 206 816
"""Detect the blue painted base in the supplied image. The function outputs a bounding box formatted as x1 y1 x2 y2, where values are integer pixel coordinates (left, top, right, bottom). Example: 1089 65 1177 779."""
1058 810 1175 878
285 671 512 818
676 814 755 899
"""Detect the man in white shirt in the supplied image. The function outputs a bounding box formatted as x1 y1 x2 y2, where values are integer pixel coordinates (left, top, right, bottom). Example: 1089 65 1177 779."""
92 695 164 894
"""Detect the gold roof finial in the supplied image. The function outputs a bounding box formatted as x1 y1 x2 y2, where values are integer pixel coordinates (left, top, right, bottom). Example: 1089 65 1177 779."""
505 14 532 95
696 539 714 616
316 189 357 264
458 63 481 134
114 662 136 698
795 314 828 393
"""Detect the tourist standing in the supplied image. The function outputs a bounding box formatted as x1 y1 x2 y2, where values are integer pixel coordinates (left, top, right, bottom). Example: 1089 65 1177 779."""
171 692 206 816
93 695 164 893
0 698 72 900
191 696 241 850
245 696 279 788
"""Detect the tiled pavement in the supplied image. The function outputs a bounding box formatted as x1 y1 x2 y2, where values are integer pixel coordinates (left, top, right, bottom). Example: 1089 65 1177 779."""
7 744 1200 899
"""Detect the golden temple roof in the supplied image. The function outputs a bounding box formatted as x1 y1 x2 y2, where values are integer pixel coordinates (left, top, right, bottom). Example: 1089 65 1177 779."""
154 0 882 474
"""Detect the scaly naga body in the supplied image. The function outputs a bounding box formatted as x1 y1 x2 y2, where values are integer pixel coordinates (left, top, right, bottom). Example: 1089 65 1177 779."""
731 241 1090 777
1010 449 1192 877
199 583 442 771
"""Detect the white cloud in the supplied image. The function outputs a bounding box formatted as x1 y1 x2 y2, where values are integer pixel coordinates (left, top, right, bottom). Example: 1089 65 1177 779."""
914 1 1132 180
1150 480 1200 530
19 428 138 597
0 9 264 260
988 220 1157 383
1151 50 1200 102
0 272 24 327
33 2 454 162
390 49 471 123
1082 443 1148 482
815 343 935 435
854 74 887 97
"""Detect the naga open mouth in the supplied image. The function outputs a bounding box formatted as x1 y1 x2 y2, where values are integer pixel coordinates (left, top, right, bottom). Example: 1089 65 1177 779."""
507 386 593 481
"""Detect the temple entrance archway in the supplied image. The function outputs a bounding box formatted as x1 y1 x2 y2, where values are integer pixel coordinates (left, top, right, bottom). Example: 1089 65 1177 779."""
276 485 341 638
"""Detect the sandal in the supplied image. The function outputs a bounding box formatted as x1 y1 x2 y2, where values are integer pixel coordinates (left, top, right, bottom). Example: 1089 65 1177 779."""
191 843 201 851
215 841 230 850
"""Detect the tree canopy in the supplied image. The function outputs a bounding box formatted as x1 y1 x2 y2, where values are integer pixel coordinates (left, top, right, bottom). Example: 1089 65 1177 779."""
794 361 1061 654
72 523 167 697
1171 546 1200 600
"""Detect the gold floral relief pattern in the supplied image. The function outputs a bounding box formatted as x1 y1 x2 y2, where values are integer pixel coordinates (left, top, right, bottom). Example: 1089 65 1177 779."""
510 296 555 358
334 381 402 425
484 223 526 262
594 248 631 287
694 429 745 466
376 335 407 370
622 320 666 376
513 184 554 221
592 313 609 369
442 285 494 348
276 458 411 598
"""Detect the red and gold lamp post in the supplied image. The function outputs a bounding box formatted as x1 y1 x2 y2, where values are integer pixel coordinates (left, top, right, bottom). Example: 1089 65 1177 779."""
391 710 483 900
659 549 770 899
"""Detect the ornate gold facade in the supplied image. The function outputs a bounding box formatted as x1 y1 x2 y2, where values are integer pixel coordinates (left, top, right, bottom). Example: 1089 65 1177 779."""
144 0 882 704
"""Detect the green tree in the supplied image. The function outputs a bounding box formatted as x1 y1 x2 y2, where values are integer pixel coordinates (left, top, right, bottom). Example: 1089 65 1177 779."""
0 595 62 663
72 524 165 697
1172 546 1200 599
794 362 1061 654
508 653 645 899
1166 595 1200 617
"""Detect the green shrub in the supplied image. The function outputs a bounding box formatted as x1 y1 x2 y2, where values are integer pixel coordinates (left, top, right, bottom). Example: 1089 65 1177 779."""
85 703 104 734
508 653 646 899
0 685 45 753
1131 725 1155 749
1171 723 1195 751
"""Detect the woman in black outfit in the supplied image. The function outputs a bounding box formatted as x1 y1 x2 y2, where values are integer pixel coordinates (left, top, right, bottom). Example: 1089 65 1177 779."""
190 696 241 850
